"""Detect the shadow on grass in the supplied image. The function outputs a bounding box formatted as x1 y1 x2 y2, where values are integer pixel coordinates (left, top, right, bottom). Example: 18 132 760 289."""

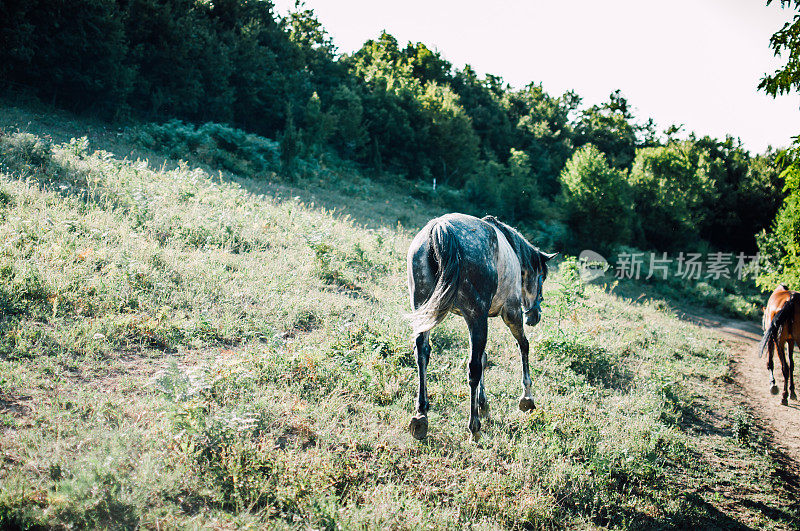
741 498 800 527
680 398 800 529
537 335 634 390
675 493 756 531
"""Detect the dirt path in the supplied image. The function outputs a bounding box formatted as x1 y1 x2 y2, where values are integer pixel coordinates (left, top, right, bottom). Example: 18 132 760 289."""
682 309 800 463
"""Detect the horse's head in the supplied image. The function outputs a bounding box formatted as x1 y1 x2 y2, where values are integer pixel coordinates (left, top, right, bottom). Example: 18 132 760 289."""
522 251 557 326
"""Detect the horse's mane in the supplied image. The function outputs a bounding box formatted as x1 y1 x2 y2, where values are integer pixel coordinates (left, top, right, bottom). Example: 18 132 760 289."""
482 215 546 277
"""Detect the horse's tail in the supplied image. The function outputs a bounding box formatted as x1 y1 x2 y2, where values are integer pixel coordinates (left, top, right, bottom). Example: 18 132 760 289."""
407 221 462 335
758 293 798 358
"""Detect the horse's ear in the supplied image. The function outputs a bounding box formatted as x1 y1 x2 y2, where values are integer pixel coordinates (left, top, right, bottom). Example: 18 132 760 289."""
541 251 558 262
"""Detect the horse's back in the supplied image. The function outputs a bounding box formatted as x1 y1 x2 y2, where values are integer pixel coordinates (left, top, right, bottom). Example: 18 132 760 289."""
487 225 521 316
766 286 796 317
764 285 800 342
407 213 497 264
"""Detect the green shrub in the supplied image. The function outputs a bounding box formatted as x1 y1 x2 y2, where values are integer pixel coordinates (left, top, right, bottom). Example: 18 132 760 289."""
0 132 54 173
0 262 51 317
628 142 719 250
757 149 800 289
0 188 13 207
549 257 587 331
561 144 635 250
539 335 627 388
134 120 280 176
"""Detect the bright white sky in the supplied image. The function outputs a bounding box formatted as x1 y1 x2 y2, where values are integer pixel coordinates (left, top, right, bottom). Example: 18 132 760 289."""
273 0 800 154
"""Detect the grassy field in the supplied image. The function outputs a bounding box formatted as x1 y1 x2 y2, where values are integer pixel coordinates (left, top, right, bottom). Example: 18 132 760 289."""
0 105 797 529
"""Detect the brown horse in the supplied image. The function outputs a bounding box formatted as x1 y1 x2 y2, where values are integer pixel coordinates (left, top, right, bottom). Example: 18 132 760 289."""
759 284 800 405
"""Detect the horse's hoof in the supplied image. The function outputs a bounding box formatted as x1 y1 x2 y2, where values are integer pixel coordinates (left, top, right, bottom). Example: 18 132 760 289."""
478 401 490 419
782 397 789 406
409 415 428 440
771 385 780 395
467 418 481 436
792 392 798 401
519 396 536 412
469 430 481 443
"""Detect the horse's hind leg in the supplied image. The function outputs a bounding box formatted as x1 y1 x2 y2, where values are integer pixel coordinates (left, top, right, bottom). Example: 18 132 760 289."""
768 339 779 395
790 340 797 401
502 307 534 412
477 350 489 418
409 331 431 440
466 314 489 438
778 341 790 406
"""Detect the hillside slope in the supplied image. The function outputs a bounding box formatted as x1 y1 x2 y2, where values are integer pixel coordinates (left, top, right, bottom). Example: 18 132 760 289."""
0 106 797 529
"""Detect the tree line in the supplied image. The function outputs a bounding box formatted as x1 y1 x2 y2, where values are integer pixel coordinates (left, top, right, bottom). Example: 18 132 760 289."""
0 0 789 257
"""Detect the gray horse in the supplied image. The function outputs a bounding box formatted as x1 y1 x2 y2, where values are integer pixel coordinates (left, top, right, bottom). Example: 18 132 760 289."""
406 213 556 439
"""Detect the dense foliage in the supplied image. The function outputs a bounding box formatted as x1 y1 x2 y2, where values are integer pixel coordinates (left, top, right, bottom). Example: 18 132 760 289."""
756 1 800 288
760 0 800 97
560 145 634 250
757 148 800 289
0 0 787 256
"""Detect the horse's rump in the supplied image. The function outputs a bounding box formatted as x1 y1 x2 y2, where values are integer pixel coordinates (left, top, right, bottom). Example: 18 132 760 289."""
407 219 463 335
759 291 800 357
